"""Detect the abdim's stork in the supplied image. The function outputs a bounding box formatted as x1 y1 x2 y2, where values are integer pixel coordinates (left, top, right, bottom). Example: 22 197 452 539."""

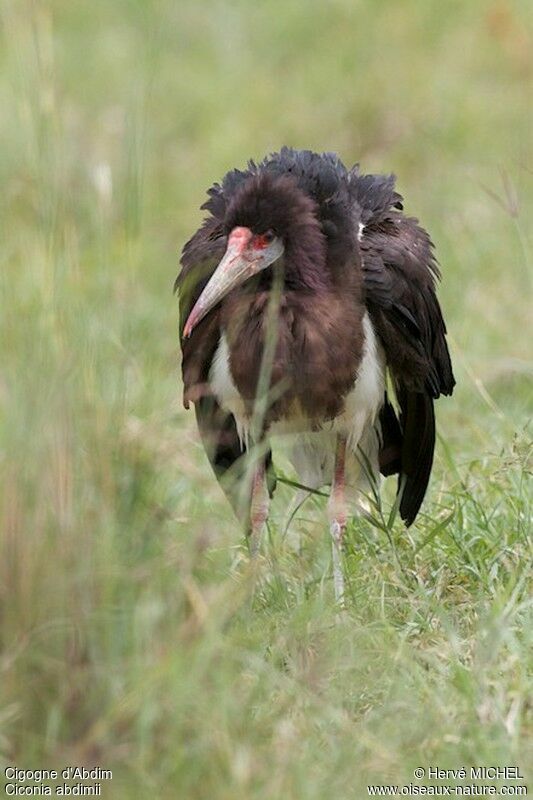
177 148 455 601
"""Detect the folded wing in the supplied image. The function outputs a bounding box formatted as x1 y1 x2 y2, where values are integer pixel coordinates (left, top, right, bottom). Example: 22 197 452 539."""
355 175 455 524
176 217 276 519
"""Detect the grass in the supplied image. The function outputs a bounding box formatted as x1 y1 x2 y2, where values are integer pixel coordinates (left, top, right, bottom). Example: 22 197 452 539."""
0 1 532 797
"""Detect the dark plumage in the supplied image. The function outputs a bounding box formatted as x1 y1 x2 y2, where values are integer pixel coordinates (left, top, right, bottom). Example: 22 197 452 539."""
176 148 455 595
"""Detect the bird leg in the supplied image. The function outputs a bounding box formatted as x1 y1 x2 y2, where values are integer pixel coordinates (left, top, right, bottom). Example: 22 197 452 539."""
328 435 347 605
248 460 270 558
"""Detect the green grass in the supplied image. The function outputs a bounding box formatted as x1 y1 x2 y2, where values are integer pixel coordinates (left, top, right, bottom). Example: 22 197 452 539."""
0 1 532 797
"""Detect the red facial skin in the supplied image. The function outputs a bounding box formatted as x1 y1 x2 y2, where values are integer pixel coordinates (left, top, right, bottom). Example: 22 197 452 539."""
182 227 273 338
251 232 272 250
229 227 271 255
228 226 252 255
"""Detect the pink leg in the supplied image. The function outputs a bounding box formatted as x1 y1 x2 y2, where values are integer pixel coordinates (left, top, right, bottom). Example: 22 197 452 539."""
248 461 270 558
328 436 347 604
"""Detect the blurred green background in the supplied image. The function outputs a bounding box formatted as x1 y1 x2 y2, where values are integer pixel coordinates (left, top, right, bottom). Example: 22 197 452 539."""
0 1 531 797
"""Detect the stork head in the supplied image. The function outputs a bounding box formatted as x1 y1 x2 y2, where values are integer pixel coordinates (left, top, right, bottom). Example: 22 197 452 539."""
183 173 326 338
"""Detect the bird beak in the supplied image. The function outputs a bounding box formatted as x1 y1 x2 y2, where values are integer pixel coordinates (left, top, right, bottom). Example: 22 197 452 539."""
183 226 283 338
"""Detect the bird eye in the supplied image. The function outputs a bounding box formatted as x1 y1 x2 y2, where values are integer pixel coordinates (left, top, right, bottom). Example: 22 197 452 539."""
252 229 277 250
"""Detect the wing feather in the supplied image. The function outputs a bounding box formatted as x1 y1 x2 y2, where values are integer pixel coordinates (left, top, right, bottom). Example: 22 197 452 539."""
176 214 276 521
357 180 455 525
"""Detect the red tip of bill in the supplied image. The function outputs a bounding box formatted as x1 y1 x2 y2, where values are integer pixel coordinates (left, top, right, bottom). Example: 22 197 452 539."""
183 318 194 338
183 307 201 338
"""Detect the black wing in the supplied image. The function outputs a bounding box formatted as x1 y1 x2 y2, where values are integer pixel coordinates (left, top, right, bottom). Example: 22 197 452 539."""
355 174 455 525
176 212 276 522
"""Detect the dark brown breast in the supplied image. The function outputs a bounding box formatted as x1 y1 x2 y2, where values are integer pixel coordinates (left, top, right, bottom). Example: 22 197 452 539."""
222 287 365 425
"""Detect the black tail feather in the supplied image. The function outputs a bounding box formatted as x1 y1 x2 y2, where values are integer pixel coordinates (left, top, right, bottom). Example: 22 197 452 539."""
397 389 435 526
378 394 403 477
379 389 436 526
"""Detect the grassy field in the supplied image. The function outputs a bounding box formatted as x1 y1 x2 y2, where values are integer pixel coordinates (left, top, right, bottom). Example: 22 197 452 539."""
0 1 532 797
